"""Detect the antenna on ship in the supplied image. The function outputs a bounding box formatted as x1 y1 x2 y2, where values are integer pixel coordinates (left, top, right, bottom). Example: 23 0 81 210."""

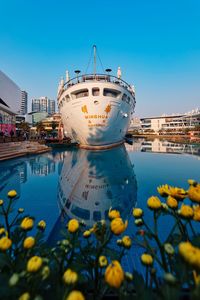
93 45 96 75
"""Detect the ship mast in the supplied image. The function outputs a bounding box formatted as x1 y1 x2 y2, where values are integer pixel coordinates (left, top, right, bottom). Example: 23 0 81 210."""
93 45 96 76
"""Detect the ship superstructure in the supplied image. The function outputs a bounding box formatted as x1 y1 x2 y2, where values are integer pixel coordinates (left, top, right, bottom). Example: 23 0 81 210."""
57 46 136 149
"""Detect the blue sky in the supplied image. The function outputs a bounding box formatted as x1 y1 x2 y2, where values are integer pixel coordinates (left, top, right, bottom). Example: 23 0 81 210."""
0 0 200 117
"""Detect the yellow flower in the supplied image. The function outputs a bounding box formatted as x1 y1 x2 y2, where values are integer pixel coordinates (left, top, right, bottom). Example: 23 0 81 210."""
110 218 128 235
67 219 79 233
21 217 34 231
7 190 17 198
99 255 108 267
83 230 91 238
188 179 197 186
23 237 35 249
18 292 30 300
27 256 43 272
66 291 85 300
167 196 178 209
133 208 143 218
188 184 200 203
168 186 187 200
105 260 124 288
37 220 46 230
179 204 194 219
141 254 153 266
108 208 120 219
0 227 6 236
0 199 3 206
122 236 132 249
179 242 200 270
147 196 161 210
193 205 200 222
0 236 12 251
157 184 170 197
63 269 78 284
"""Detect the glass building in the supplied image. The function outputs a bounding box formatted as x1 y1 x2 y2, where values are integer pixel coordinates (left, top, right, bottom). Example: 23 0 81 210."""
32 97 55 115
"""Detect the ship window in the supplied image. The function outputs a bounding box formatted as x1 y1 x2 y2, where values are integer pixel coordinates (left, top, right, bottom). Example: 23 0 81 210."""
127 97 130 103
93 211 101 221
103 88 121 98
71 89 89 99
122 94 127 101
92 88 100 96
65 95 70 102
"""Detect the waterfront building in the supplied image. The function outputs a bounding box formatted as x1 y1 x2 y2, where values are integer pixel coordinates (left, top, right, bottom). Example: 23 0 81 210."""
140 109 200 134
31 112 49 125
0 70 21 113
32 97 55 115
0 70 21 134
20 91 28 115
0 99 16 135
38 113 62 136
129 117 142 131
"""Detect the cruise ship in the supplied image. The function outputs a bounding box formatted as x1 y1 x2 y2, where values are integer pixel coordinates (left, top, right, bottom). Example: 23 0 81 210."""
57 46 136 149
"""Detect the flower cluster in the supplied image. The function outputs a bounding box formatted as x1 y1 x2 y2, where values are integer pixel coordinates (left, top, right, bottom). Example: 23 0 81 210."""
0 181 200 299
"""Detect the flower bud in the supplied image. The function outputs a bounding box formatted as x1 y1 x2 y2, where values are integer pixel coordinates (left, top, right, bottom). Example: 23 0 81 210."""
9 273 19 286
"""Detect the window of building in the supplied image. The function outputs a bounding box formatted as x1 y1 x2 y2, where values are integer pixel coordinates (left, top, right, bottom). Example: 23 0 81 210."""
92 88 100 96
71 89 89 99
103 88 121 98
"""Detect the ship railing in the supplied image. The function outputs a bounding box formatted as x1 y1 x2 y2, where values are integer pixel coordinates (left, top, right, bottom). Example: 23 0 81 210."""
63 74 135 96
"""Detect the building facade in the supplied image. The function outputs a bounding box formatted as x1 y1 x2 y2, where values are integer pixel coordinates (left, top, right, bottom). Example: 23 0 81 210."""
0 70 21 113
32 97 55 115
20 91 28 115
140 109 200 134
0 70 21 134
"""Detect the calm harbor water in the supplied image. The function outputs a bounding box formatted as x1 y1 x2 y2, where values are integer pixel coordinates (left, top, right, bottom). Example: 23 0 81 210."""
0 138 200 271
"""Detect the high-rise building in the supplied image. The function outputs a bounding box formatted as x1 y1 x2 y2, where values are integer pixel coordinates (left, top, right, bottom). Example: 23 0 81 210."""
20 91 28 115
32 97 55 115
48 99 56 115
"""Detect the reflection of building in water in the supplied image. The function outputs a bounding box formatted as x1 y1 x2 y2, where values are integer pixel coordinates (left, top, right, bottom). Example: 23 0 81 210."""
139 138 200 156
0 161 24 201
57 145 137 227
29 156 56 176
18 163 27 183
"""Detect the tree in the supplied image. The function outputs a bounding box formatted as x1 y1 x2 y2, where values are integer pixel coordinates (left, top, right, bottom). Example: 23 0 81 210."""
51 121 57 138
17 121 30 132
36 122 45 134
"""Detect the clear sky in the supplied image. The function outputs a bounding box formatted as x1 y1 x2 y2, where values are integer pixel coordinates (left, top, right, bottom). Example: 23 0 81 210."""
0 0 200 117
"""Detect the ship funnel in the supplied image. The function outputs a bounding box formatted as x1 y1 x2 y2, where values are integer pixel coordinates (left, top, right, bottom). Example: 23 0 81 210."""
117 67 122 79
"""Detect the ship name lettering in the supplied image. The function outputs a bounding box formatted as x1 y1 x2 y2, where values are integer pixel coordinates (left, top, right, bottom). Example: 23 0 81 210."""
85 115 108 119
85 184 109 189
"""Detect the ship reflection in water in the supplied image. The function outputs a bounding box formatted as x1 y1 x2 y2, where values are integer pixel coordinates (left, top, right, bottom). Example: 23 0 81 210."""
57 145 137 227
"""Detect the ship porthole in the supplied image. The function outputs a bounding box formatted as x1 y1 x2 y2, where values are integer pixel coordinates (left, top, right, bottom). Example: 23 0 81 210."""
94 100 99 105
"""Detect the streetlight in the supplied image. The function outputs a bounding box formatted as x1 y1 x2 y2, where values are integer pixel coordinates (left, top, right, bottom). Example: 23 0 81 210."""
74 70 81 83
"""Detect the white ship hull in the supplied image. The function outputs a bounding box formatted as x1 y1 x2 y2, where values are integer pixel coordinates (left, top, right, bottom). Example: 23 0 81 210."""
58 76 136 148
